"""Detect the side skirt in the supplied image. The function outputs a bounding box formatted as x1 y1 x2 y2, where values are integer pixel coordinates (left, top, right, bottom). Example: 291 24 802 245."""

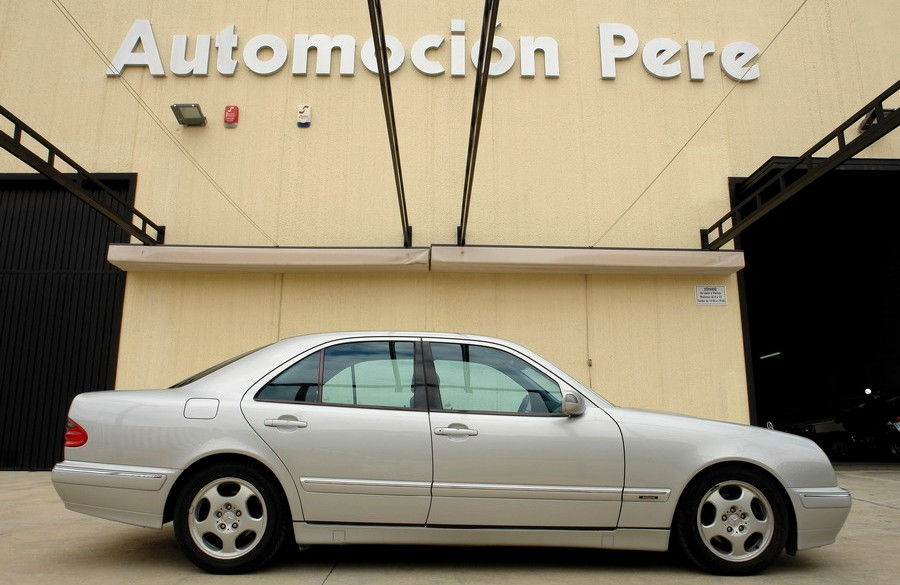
293 523 670 551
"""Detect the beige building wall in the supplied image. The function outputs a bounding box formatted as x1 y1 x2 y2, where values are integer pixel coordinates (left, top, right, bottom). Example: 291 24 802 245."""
115 271 747 422
1 1 898 422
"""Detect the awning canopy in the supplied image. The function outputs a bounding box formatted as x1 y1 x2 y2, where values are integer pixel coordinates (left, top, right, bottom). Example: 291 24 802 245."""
108 244 743 275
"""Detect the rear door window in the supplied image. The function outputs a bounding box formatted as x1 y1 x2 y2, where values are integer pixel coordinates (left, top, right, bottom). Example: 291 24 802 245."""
321 341 418 409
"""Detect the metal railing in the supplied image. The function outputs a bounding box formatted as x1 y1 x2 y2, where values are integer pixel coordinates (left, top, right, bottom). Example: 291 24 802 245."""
701 80 900 250
0 104 165 245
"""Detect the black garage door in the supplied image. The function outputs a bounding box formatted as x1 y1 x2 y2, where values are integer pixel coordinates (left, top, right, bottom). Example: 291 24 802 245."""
736 159 900 460
0 174 133 470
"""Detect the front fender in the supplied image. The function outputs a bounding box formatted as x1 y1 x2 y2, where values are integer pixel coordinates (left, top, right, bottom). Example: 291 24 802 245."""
606 407 837 528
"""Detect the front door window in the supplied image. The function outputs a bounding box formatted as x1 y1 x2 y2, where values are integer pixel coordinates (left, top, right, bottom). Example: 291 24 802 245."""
430 342 563 414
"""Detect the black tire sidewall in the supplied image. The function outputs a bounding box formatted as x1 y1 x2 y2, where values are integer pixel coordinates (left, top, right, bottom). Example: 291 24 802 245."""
675 466 789 576
173 463 288 574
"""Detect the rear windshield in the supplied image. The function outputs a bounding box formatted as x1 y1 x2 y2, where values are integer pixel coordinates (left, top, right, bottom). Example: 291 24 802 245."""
170 344 272 388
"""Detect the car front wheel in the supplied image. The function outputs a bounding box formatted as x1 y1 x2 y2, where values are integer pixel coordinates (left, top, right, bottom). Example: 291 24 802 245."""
173 464 289 573
675 466 788 575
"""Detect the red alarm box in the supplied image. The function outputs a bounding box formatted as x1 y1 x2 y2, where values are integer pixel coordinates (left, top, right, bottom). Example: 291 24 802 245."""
224 105 239 128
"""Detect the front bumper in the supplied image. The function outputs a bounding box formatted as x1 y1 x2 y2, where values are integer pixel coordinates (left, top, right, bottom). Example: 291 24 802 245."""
52 461 179 528
789 486 852 550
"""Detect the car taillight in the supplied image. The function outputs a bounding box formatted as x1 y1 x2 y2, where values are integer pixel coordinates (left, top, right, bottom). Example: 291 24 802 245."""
64 418 88 447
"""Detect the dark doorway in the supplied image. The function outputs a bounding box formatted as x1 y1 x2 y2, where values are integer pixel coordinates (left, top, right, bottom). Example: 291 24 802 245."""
736 158 900 459
0 174 134 470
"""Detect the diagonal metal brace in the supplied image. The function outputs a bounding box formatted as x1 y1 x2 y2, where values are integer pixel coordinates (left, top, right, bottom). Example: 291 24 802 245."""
366 0 412 248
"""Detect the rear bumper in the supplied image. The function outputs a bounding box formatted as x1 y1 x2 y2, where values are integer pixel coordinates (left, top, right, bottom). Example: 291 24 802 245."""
789 486 852 550
52 461 179 528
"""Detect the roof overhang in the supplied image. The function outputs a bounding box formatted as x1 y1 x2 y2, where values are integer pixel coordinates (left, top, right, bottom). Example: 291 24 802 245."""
430 246 743 275
108 244 743 275
107 245 431 272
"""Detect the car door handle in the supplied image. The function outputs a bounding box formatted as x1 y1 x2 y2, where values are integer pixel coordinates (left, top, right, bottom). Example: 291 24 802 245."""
264 418 308 429
434 427 478 437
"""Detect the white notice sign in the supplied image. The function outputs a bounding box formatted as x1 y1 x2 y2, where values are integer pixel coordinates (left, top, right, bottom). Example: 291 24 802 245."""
695 285 727 305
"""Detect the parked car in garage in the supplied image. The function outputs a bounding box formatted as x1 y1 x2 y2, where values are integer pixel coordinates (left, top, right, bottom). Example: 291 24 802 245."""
52 332 851 575
770 392 900 460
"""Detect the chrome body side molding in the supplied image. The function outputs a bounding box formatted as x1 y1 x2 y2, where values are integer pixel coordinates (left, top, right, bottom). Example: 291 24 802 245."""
622 488 671 502
293 522 670 551
432 482 622 501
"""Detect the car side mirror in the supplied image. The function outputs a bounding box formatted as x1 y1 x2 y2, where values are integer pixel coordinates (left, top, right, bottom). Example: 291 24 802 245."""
561 392 585 416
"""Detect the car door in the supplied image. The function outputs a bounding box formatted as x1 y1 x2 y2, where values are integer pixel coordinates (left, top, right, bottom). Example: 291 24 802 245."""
242 337 432 524
424 339 624 527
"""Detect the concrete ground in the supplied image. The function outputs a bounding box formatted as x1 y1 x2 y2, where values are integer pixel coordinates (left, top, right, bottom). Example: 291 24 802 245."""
2 464 897 585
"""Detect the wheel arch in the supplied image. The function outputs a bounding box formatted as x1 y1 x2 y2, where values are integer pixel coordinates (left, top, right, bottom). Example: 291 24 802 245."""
163 452 295 525
670 460 798 555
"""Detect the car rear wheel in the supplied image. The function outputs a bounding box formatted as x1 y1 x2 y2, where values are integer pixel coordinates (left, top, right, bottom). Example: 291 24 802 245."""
174 464 289 573
675 466 788 575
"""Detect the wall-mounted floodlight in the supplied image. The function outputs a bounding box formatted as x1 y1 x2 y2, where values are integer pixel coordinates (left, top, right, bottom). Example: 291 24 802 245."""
170 103 206 126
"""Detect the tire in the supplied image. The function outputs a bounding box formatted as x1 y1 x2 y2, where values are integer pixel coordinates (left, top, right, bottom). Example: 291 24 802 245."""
173 463 289 574
888 436 900 460
674 466 789 575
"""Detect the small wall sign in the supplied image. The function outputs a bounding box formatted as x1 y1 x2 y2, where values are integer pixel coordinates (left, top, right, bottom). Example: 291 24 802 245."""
224 105 239 127
695 285 727 306
297 104 311 127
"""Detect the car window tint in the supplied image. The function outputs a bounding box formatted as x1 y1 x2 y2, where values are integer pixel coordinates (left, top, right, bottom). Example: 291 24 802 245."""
256 350 321 402
430 343 563 414
321 341 416 409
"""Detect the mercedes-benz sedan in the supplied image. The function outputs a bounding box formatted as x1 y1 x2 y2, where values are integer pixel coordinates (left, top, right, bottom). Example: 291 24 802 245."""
51 332 851 575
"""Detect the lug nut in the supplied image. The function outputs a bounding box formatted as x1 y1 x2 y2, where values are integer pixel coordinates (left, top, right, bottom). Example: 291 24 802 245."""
232 523 238 529
727 526 733 532
219 523 226 530
215 511 222 518
741 513 747 519
730 506 736 512
722 515 727 521
236 511 242 517
225 503 232 510
739 525 745 532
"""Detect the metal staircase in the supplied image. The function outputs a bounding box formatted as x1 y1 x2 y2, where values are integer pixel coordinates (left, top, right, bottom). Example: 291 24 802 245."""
0 104 165 245
701 80 900 250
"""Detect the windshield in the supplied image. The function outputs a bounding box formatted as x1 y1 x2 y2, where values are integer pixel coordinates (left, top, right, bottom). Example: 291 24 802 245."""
170 343 272 388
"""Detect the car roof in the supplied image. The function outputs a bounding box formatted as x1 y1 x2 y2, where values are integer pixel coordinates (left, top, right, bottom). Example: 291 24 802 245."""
185 332 514 390
255 331 532 355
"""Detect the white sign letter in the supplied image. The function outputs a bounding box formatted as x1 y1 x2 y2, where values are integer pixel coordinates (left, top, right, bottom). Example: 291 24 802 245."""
411 35 445 76
519 36 559 78
216 25 239 76
686 40 715 81
450 19 466 77
721 41 760 81
170 35 211 76
107 19 165 76
243 34 288 75
292 34 355 76
361 36 405 73
598 23 638 79
470 36 515 76
641 38 681 79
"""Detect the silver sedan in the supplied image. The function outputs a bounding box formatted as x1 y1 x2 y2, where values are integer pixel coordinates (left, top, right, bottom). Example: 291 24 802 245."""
51 332 850 575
